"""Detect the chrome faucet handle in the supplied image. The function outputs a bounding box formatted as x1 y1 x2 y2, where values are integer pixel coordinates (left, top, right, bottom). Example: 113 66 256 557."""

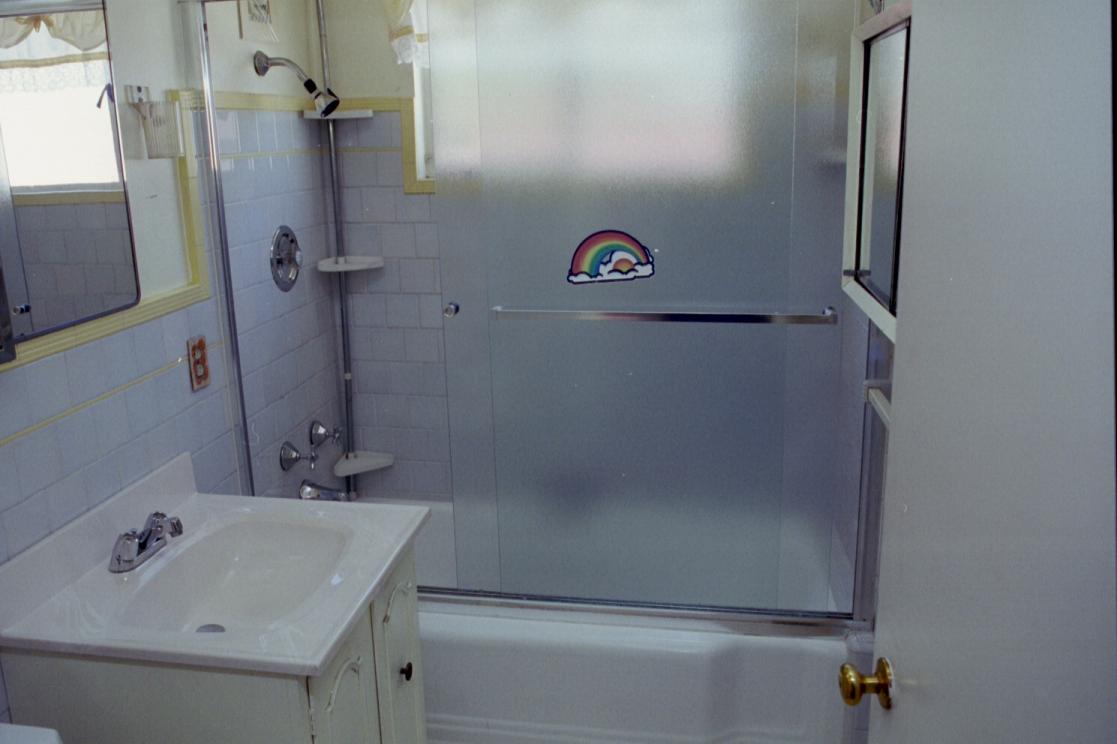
109 531 139 572
280 441 318 471
309 420 343 448
166 516 183 537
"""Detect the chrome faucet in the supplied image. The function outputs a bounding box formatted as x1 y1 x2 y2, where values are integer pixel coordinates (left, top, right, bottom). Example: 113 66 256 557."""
299 480 349 501
109 511 183 573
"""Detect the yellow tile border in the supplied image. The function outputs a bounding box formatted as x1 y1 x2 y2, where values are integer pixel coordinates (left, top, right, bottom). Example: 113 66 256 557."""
177 91 435 194
0 339 226 450
13 190 126 207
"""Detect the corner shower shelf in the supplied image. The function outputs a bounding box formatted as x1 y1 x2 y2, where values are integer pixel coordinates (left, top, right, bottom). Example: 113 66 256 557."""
304 109 375 120
317 256 385 273
333 451 395 478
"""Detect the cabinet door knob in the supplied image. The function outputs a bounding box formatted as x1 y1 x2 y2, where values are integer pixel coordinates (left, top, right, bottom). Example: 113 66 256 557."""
399 662 414 681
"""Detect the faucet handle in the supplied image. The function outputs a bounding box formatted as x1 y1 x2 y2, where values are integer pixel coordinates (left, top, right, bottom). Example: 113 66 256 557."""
167 516 183 537
109 530 139 572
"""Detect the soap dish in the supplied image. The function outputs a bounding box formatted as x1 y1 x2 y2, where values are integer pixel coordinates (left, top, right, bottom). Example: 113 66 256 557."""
317 256 385 273
333 451 395 478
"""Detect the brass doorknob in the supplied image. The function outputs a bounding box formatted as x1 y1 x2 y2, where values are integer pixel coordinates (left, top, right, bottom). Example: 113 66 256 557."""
839 657 894 709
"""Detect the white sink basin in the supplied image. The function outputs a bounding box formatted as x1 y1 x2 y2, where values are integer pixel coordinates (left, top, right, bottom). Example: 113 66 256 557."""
121 517 350 633
0 455 428 675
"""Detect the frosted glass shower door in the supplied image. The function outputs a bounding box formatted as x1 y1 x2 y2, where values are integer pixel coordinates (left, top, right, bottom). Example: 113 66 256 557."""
434 0 851 611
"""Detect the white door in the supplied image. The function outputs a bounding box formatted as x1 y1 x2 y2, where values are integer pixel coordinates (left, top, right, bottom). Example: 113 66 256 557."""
867 1 1116 742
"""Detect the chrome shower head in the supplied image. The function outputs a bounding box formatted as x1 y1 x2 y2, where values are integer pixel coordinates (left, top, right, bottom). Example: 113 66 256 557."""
253 51 340 118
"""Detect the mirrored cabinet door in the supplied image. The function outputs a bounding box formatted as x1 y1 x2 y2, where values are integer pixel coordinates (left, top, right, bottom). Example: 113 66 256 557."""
855 23 909 312
0 2 139 346
841 0 911 341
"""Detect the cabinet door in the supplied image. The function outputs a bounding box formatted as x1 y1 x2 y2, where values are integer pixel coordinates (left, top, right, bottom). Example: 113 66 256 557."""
372 553 427 744
307 614 382 744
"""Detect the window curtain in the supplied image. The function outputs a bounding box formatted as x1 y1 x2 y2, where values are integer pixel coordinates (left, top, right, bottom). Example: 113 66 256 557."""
0 12 108 93
380 0 429 67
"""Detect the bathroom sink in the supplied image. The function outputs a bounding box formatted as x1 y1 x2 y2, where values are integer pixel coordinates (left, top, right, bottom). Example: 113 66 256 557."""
120 518 350 633
0 455 429 675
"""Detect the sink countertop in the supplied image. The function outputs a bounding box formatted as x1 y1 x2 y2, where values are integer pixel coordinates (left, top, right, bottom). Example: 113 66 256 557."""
0 455 429 676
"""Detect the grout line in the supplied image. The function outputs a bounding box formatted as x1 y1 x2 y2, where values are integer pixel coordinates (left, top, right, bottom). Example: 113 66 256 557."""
0 340 226 450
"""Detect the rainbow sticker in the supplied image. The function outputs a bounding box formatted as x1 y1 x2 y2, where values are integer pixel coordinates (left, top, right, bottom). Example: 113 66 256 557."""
567 230 655 285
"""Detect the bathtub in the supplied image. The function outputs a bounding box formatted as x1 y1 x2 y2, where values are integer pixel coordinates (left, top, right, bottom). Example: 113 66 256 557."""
419 600 858 744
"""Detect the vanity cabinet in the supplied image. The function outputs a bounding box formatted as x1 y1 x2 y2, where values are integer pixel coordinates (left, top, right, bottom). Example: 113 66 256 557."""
2 552 427 744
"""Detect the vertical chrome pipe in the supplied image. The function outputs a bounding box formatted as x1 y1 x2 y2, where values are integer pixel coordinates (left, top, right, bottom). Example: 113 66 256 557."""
195 3 256 495
315 0 356 497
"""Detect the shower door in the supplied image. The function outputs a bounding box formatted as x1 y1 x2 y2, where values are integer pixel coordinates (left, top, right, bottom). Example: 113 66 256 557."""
434 0 855 613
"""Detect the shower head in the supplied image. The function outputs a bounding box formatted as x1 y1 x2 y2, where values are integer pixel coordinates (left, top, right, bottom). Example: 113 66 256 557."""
253 51 340 118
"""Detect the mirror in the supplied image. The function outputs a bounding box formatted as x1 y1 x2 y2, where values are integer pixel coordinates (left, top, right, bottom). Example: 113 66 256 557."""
0 3 138 345
855 22 909 313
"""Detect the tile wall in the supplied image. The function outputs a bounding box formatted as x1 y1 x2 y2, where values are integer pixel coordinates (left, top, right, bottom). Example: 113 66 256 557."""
10 202 136 335
0 294 238 722
331 113 451 503
213 108 345 499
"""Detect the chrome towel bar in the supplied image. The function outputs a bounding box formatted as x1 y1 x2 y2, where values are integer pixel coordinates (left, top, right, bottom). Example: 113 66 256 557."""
490 306 838 325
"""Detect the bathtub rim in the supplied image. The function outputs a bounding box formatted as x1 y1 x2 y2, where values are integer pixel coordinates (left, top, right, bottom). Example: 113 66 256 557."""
418 588 870 638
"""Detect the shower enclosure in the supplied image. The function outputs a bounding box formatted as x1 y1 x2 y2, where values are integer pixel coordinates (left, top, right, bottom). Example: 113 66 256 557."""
433 0 865 615
188 0 881 620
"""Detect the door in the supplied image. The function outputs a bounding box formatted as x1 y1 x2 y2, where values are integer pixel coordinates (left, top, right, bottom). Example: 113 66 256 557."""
866 1 1116 741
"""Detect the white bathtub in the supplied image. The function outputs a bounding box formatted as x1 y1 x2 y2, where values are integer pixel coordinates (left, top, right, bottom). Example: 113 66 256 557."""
419 601 856 744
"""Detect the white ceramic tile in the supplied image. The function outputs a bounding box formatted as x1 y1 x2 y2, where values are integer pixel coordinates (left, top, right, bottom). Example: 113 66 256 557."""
124 379 161 436
111 437 152 490
213 109 239 155
256 111 278 152
0 445 20 513
146 419 182 471
380 224 416 258
374 394 409 428
404 328 442 363
385 294 420 328
357 112 401 148
236 110 259 153
74 203 107 230
340 152 378 188
408 395 449 431
92 394 131 456
161 309 191 363
376 152 404 186
418 294 444 328
131 319 168 374
414 223 439 258
1 493 51 557
54 407 99 474
11 426 62 499
0 367 33 439
360 187 397 222
368 329 406 361
386 362 424 395
43 471 87 530
21 353 71 423
399 259 439 293
395 193 431 222
81 454 122 510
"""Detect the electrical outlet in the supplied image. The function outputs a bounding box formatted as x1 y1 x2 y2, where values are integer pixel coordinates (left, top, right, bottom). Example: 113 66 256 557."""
187 336 210 391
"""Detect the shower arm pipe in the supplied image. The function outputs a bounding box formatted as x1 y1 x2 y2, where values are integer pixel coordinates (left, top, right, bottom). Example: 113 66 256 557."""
314 0 356 496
